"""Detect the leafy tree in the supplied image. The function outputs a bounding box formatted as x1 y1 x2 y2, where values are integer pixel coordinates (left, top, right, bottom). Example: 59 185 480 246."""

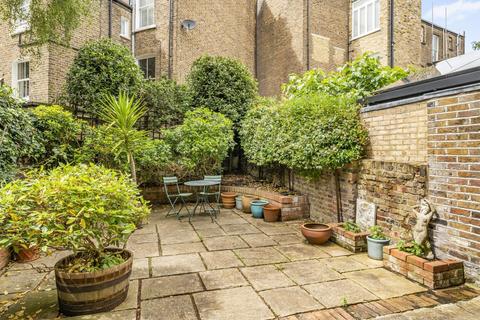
65 39 144 116
187 55 258 128
282 53 409 100
31 105 83 168
164 108 235 176
99 92 147 184
0 0 93 54
0 85 42 183
473 41 480 51
140 78 192 132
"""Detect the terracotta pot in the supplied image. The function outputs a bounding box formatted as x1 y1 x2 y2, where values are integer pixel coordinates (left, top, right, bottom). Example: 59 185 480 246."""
16 246 40 263
55 249 132 316
301 223 332 245
221 192 237 209
0 247 10 270
242 195 259 213
263 204 281 222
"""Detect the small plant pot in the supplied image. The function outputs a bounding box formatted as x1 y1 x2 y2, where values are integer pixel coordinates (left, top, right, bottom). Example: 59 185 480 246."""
301 223 332 245
235 196 243 210
367 237 390 260
242 195 259 213
221 192 237 209
55 249 132 316
15 246 40 263
251 200 269 219
0 247 10 270
263 204 281 222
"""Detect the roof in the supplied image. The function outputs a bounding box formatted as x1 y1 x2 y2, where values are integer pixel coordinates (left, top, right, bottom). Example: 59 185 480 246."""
435 51 480 74
421 19 463 37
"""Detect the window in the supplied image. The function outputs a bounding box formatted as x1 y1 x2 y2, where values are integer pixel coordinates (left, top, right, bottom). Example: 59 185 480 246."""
120 16 130 38
432 34 439 62
352 0 380 39
138 57 155 79
421 26 426 44
12 61 30 99
14 0 30 33
448 37 454 51
136 0 154 29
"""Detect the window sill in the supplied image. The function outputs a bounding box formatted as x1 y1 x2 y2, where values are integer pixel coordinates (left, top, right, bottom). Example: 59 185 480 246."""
134 25 156 33
351 28 381 41
120 34 131 40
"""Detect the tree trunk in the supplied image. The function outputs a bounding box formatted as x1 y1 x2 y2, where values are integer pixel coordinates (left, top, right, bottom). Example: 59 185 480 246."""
129 153 137 184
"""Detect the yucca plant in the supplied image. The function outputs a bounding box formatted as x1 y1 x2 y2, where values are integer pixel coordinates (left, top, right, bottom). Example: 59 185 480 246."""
99 92 147 184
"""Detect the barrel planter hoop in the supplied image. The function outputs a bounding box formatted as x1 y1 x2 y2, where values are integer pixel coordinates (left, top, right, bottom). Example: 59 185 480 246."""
54 249 133 316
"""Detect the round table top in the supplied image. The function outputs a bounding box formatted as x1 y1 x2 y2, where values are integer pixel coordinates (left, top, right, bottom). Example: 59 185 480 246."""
184 180 220 187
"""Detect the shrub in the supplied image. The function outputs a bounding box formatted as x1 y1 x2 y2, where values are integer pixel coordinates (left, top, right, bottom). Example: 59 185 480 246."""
368 225 387 240
343 221 362 233
164 108 235 176
31 105 83 168
140 78 192 131
282 53 409 100
0 164 150 272
187 55 258 128
65 39 144 116
0 85 43 183
135 139 172 185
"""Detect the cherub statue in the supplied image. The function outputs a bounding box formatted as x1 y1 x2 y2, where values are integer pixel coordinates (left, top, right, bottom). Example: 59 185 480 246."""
412 198 435 259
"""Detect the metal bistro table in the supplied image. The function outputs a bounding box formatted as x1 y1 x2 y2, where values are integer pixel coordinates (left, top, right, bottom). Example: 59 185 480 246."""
184 180 220 221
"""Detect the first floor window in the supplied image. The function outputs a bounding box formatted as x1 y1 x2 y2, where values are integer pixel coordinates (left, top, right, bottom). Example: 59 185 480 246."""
352 0 380 39
120 16 130 38
432 34 439 62
13 61 30 99
14 0 30 33
136 0 154 29
138 57 155 79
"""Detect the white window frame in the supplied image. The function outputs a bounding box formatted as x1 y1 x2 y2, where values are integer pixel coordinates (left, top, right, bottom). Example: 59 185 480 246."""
352 0 380 40
135 0 155 30
11 60 30 100
13 0 30 34
432 34 440 62
120 16 130 39
137 57 156 80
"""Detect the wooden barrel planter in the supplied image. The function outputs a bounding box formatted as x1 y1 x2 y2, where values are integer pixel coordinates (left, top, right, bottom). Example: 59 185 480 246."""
54 249 133 316
0 247 10 270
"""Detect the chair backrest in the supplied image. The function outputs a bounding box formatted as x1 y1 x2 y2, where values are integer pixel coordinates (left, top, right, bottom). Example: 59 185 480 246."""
163 176 180 196
204 175 222 193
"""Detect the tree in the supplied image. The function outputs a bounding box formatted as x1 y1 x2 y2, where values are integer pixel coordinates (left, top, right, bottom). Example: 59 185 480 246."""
473 41 480 51
65 39 144 117
187 55 258 129
0 0 93 53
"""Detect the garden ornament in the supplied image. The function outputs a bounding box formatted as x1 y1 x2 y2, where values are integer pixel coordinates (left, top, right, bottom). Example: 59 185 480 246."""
412 198 435 259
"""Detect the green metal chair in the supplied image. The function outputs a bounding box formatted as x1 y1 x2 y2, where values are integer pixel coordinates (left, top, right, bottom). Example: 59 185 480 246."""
163 176 192 219
199 175 222 217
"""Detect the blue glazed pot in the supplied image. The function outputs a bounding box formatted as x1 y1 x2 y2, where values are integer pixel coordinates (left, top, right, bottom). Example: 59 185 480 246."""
235 196 243 210
251 200 269 219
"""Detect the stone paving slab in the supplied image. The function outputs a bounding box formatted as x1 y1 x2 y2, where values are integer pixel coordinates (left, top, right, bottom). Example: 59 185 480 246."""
259 225 297 236
350 253 385 268
260 286 324 316
279 260 344 285
127 232 158 244
202 235 249 251
304 278 378 308
234 247 289 266
316 242 353 257
0 269 46 294
196 227 226 238
269 234 304 245
131 258 150 279
221 223 261 235
151 253 205 277
142 273 203 299
127 242 159 258
240 233 277 247
345 268 426 299
193 286 274 320
322 256 372 273
68 310 137 320
200 250 244 270
161 242 206 256
141 295 197 320
160 230 200 244
0 289 58 319
240 265 295 291
275 244 330 261
200 268 248 290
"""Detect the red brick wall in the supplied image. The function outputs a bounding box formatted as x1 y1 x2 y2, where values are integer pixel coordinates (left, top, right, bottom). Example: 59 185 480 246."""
427 92 480 280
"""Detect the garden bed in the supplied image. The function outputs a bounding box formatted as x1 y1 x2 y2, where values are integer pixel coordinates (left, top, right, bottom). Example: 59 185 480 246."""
383 246 465 289
328 223 369 252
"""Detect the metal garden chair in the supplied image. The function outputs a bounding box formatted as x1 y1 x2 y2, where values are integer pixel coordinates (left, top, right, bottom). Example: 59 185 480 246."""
163 176 192 219
198 175 222 217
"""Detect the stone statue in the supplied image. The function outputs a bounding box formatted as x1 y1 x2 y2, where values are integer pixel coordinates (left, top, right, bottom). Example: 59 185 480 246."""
412 198 435 259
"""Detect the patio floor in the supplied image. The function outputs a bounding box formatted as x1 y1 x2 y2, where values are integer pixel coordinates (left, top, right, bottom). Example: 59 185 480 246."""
1 206 479 319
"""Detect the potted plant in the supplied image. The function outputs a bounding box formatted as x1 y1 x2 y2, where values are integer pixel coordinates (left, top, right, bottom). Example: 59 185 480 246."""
0 164 149 316
263 204 281 222
367 225 390 260
221 192 237 209
250 200 269 218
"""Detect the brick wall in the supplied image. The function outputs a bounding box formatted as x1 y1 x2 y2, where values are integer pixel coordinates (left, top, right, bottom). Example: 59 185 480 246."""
361 103 428 164
420 21 465 67
427 91 480 280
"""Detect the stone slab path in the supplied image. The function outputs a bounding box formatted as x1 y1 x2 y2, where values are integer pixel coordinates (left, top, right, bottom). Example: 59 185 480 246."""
0 206 479 319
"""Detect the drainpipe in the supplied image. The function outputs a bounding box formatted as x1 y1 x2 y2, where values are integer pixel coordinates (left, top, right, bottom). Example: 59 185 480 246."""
131 1 135 55
389 0 394 67
168 0 175 79
306 0 311 70
108 0 113 38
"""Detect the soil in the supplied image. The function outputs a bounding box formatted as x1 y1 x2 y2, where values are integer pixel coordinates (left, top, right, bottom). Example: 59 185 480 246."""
57 250 127 273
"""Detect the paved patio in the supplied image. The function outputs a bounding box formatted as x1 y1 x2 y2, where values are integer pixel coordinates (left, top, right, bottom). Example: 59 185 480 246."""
0 206 479 319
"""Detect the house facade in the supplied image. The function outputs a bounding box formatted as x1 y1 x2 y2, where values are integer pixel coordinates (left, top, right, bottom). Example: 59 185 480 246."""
0 0 465 103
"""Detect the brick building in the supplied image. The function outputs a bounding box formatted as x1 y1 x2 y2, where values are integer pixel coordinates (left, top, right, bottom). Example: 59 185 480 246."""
0 0 465 103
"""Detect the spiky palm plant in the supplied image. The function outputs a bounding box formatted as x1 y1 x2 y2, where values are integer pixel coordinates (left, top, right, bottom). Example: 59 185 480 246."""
99 92 147 184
